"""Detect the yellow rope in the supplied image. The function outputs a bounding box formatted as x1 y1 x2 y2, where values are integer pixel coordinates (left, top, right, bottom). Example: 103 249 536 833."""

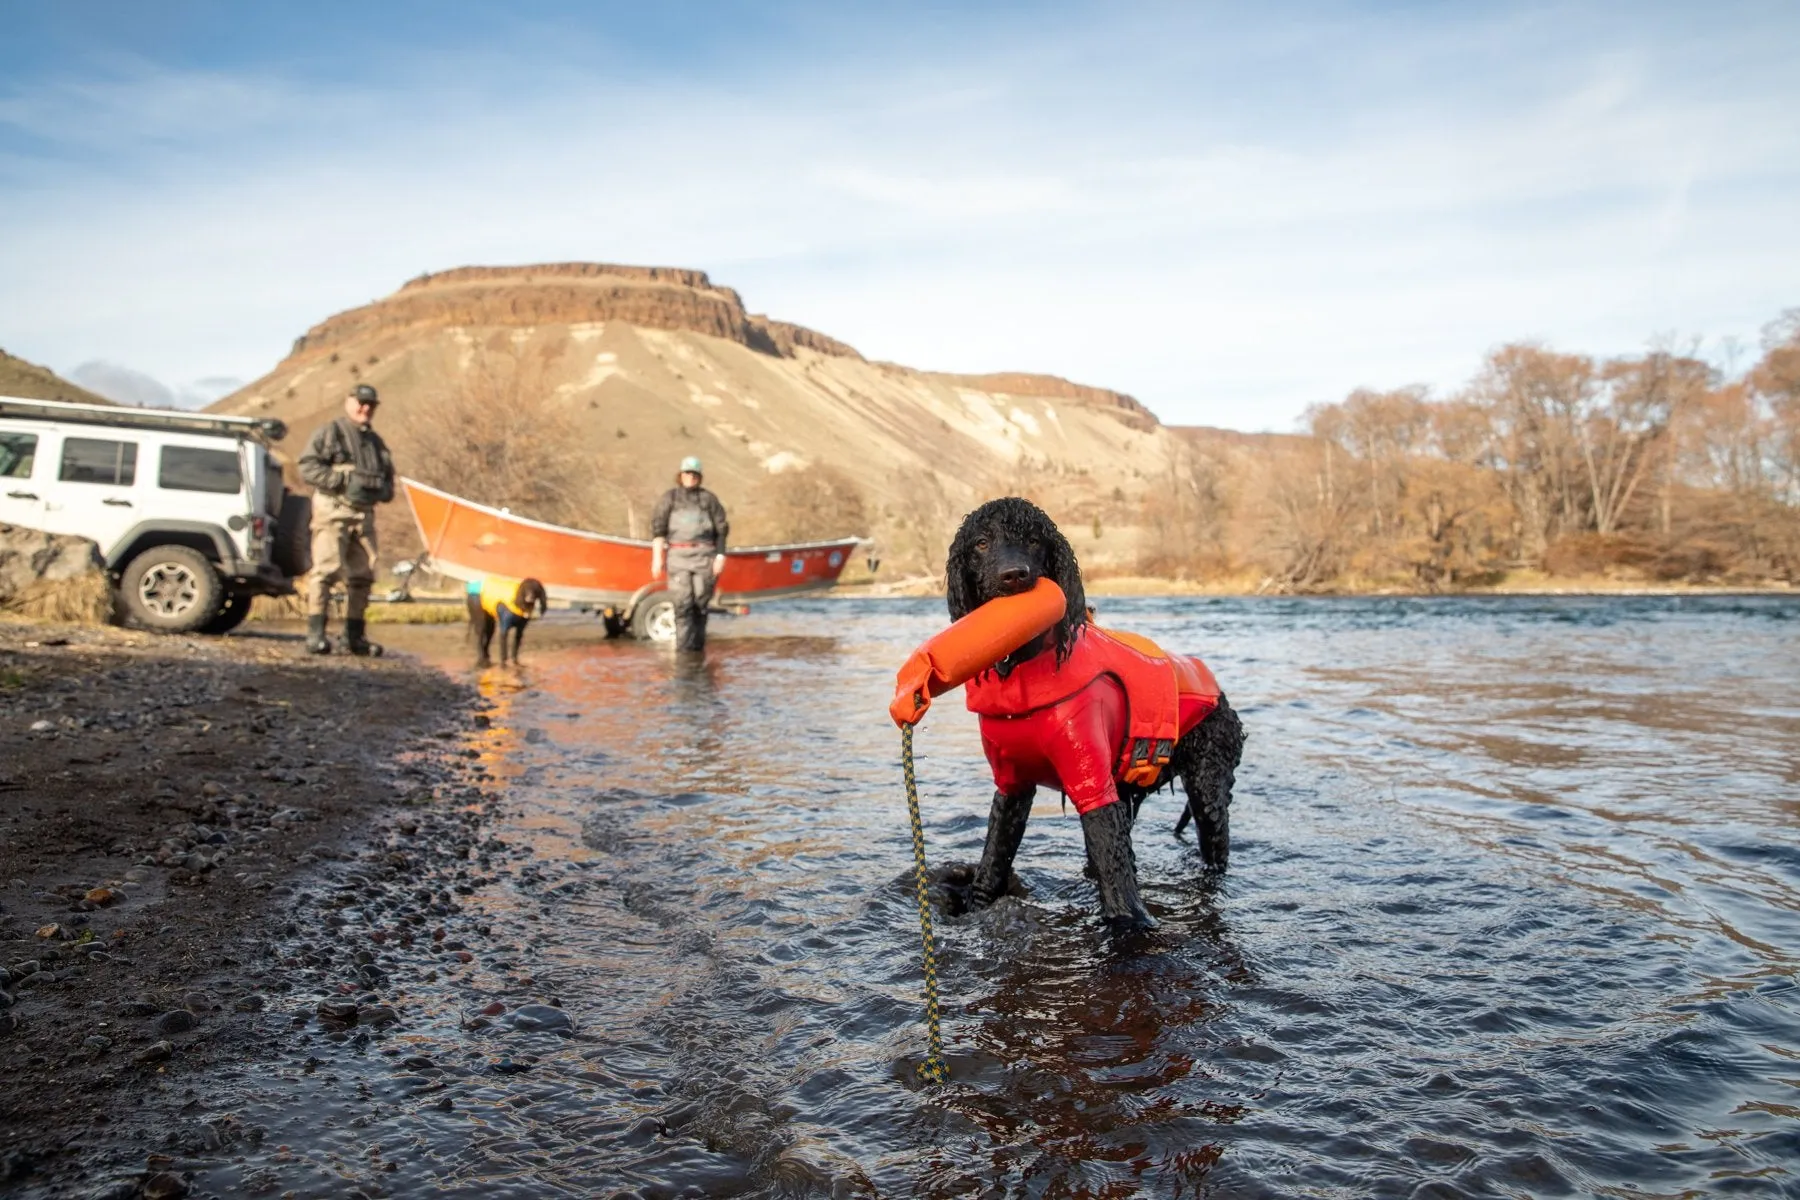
901 723 950 1085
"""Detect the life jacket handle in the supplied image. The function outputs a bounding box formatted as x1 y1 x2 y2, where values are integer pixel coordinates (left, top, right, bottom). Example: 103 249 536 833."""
889 578 1066 728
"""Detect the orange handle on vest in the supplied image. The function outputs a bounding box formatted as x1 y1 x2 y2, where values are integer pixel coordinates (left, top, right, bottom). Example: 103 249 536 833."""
890 578 1066 728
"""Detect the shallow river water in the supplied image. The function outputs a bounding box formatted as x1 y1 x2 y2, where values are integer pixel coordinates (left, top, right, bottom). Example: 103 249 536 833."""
227 596 1800 1197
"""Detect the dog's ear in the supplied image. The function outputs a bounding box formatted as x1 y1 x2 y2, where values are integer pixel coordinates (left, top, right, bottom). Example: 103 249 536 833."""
944 515 981 621
1043 518 1086 664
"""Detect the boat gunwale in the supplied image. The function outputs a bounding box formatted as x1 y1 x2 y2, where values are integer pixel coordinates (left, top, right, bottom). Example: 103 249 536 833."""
400 476 866 554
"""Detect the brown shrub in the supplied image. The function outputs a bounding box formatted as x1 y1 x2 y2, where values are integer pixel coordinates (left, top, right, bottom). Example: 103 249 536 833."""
735 465 869 544
7 573 113 624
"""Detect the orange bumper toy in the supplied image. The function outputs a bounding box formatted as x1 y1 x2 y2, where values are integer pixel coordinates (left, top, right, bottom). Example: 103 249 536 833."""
889 579 1067 728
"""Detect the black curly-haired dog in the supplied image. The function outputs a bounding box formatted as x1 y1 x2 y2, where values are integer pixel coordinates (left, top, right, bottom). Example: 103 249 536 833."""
946 496 1245 933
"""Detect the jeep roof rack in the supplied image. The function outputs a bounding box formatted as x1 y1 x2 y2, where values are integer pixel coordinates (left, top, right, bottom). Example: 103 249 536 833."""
0 395 287 444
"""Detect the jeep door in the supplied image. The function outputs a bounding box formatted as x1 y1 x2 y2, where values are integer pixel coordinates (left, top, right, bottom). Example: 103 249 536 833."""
0 422 47 528
44 431 144 557
155 438 253 560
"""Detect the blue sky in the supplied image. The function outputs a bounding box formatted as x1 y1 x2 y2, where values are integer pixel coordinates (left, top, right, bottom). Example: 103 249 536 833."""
1 1 1796 426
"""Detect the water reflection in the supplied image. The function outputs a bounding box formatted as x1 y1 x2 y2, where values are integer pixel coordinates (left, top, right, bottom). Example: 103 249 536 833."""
222 597 1800 1197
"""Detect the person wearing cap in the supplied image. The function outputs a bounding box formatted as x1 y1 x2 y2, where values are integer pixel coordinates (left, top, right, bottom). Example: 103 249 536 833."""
297 383 396 656
649 456 729 652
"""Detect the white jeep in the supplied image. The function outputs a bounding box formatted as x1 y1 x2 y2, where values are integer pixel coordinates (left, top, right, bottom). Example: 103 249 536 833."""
0 396 307 633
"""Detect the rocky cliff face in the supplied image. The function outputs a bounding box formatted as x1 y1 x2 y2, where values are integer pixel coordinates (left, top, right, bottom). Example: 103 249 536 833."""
286 263 864 367
215 263 1187 576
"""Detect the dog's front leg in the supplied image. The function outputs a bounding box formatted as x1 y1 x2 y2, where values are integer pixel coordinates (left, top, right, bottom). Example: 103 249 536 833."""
971 786 1035 908
1081 800 1156 933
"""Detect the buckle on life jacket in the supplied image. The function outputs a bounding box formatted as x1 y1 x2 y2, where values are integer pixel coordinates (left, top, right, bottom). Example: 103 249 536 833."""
1119 736 1174 788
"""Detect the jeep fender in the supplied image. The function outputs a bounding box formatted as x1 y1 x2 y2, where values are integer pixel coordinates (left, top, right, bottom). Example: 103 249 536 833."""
106 522 244 576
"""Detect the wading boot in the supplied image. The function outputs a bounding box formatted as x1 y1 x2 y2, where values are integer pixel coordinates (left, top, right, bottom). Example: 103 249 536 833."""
304 614 332 655
341 618 383 658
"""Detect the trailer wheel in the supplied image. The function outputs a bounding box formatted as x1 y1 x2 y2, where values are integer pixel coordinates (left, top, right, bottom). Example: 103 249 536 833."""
630 592 677 642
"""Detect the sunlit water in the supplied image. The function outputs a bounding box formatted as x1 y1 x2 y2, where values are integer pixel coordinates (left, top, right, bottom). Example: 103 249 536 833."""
226 597 1800 1197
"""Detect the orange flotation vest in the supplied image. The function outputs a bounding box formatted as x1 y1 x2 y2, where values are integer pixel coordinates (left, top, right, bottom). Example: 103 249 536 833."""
889 584 1223 809
477 576 529 621
964 622 1220 794
889 579 1067 728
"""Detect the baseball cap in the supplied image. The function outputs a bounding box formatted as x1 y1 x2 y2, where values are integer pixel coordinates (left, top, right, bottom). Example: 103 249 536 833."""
679 456 703 473
350 384 379 406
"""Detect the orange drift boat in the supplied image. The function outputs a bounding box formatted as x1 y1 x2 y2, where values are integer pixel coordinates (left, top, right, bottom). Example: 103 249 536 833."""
400 477 866 639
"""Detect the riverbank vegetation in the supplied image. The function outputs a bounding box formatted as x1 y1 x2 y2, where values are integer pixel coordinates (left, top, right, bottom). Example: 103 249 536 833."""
383 311 1799 594
1130 310 1800 592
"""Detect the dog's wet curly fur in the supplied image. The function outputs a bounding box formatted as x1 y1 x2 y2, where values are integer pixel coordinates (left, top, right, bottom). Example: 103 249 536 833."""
946 496 1246 932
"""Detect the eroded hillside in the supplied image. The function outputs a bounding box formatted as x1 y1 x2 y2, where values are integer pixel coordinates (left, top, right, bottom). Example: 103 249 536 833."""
212 263 1200 577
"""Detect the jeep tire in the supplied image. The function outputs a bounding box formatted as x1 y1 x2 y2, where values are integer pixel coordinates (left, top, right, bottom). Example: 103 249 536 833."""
273 491 312 579
121 545 224 634
200 591 254 635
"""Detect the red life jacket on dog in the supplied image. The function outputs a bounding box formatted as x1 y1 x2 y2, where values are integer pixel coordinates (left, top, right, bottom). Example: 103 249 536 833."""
963 624 1221 815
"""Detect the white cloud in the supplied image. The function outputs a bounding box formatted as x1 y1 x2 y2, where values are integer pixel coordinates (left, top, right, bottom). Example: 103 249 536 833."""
1 4 1797 430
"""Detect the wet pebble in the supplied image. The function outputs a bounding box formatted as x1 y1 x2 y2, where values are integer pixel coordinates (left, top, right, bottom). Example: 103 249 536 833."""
358 1004 399 1026
153 1010 196 1035
317 1000 359 1023
234 995 265 1013
508 1004 574 1033
140 1170 190 1199
134 1041 173 1064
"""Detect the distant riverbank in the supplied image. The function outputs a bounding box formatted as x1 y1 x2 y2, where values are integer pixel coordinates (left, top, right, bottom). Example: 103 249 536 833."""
828 571 1798 599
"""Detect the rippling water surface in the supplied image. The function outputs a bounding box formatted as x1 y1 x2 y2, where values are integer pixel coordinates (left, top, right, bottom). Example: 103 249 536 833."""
247 596 1800 1197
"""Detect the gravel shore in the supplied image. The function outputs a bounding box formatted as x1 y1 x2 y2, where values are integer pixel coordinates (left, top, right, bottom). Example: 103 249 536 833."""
0 620 488 1197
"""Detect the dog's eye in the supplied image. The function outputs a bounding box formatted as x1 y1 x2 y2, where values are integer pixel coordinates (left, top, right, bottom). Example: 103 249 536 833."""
974 538 989 553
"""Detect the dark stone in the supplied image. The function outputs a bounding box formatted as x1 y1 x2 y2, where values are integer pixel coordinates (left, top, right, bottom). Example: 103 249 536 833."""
508 1004 574 1033
153 1010 196 1035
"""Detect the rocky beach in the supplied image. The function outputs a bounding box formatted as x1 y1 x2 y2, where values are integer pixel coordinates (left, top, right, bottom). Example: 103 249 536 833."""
0 620 524 1198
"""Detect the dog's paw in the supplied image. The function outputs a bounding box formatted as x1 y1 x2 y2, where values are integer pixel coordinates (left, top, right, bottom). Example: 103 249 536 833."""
1100 910 1159 937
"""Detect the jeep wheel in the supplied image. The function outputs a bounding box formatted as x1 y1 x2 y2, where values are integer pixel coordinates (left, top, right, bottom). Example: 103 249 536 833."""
200 592 253 635
122 545 224 634
630 592 677 642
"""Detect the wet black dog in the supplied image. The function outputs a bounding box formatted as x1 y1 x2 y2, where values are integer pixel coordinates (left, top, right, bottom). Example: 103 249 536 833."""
467 578 549 667
946 496 1246 932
